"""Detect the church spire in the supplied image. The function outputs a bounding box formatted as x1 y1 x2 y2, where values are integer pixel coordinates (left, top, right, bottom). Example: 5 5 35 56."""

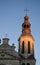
18 14 35 59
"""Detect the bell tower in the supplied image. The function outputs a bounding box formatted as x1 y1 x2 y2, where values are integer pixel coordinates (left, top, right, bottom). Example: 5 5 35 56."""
18 15 36 59
18 15 36 65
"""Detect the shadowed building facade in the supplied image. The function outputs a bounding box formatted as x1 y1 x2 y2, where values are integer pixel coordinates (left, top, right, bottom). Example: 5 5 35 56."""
0 15 36 65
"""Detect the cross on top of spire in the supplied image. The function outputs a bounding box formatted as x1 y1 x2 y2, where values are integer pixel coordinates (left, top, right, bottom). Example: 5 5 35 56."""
24 8 29 16
5 34 8 38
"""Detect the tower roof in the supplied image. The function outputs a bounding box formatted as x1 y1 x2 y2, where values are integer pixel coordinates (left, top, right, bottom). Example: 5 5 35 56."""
22 16 31 27
24 16 29 20
18 15 35 41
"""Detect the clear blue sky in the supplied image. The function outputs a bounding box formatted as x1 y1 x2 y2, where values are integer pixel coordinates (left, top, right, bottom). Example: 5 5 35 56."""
0 0 40 65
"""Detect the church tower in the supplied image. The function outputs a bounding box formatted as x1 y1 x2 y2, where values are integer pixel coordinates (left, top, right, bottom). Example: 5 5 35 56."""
18 15 36 65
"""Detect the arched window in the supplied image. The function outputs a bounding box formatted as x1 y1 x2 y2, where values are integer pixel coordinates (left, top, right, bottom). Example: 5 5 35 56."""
28 41 30 53
22 63 25 65
27 24 29 28
24 24 29 28
22 41 24 54
19 41 20 52
24 25 26 28
27 63 30 65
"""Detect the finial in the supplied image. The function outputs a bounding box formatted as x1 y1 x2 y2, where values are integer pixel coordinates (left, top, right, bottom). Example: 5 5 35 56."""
24 8 29 16
5 34 8 38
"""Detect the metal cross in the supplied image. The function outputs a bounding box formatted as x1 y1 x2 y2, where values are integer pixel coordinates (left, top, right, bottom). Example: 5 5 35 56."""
24 8 29 15
5 34 8 38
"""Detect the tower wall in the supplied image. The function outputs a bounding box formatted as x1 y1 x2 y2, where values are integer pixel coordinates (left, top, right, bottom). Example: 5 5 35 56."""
19 35 34 58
